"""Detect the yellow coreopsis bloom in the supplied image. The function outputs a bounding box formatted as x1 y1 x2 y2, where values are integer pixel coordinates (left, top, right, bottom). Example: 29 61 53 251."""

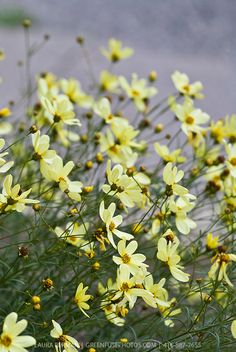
208 251 236 287
119 73 157 112
101 38 133 62
171 70 204 99
172 97 210 135
0 138 14 173
60 78 93 108
154 142 186 163
99 201 133 248
55 221 89 247
50 320 80 352
210 119 226 143
0 312 36 351
169 194 197 235
112 269 155 309
41 155 83 201
41 95 80 126
32 130 57 166
0 174 39 213
112 240 147 274
102 160 143 207
99 70 119 93
0 107 12 135
225 143 236 178
163 162 188 196
157 237 189 282
206 233 220 250
94 97 120 124
74 283 91 317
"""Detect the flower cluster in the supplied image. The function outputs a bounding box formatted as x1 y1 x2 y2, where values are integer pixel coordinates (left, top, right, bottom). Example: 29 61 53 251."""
0 32 235 352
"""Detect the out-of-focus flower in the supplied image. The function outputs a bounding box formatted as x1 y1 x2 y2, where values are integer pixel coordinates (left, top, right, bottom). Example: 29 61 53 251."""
41 95 80 126
163 162 188 196
154 142 186 163
206 233 220 250
171 70 204 99
0 107 12 135
101 39 133 62
119 74 157 112
208 251 236 287
0 138 14 173
99 70 119 93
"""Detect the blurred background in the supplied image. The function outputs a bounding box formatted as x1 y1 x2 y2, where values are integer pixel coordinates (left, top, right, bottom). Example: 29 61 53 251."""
0 0 235 118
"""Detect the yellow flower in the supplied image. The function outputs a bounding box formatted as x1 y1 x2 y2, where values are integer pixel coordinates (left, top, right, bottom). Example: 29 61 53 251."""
41 155 83 201
154 142 186 163
157 237 189 282
119 74 157 112
74 283 91 317
0 174 39 213
41 95 80 126
206 233 220 250
94 97 120 124
210 119 226 143
60 78 93 108
99 70 119 93
171 70 204 99
50 320 80 352
100 119 142 167
169 194 197 235
225 143 236 178
0 138 14 173
0 312 36 351
32 130 57 165
113 240 147 274
172 97 210 135
99 201 133 248
55 221 89 247
144 276 170 308
0 107 12 135
231 320 236 339
101 38 133 62
208 251 236 287
0 49 5 61
113 269 155 309
102 160 143 207
163 162 188 196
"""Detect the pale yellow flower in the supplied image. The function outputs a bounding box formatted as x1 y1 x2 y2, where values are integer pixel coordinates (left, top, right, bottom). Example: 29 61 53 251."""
208 251 236 287
0 312 36 351
50 320 80 352
163 162 188 196
154 142 186 163
0 175 39 213
171 70 204 99
113 240 147 274
0 138 14 173
99 70 119 93
157 237 189 282
119 74 157 112
101 38 133 62
231 320 236 339
99 201 133 248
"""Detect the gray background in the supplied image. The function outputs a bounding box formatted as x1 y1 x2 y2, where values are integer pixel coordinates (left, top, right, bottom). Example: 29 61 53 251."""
0 0 235 118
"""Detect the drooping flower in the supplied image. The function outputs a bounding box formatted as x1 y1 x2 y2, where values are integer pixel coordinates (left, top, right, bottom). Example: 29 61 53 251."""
156 237 189 282
50 320 80 352
99 201 133 248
